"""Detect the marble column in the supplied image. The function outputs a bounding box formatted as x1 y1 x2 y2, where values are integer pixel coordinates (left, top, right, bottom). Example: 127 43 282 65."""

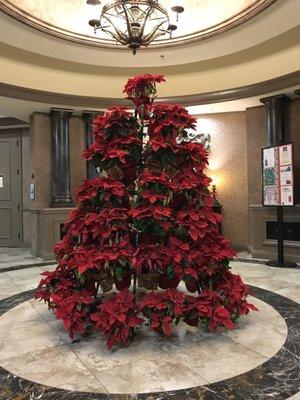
50 108 73 207
82 110 103 180
260 94 290 146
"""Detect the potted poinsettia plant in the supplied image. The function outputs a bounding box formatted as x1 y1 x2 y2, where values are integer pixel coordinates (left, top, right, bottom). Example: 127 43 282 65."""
140 289 186 335
91 289 144 349
123 73 166 119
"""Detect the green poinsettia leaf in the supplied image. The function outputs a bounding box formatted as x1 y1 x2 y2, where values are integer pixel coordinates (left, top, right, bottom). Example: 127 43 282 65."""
115 266 123 281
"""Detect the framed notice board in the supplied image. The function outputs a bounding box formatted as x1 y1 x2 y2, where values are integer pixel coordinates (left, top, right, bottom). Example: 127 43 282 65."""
262 142 294 206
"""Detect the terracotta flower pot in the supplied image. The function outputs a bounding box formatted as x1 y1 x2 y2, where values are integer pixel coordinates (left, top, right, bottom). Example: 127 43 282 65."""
105 165 124 180
98 269 114 293
138 272 160 290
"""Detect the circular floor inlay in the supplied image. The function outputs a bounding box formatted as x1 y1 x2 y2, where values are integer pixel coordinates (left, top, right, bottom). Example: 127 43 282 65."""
0 295 287 394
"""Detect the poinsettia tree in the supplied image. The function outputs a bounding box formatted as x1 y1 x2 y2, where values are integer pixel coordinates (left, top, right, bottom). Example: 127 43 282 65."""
36 74 257 349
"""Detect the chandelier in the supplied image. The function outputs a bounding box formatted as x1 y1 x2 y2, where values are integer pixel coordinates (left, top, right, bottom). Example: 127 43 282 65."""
87 1 184 54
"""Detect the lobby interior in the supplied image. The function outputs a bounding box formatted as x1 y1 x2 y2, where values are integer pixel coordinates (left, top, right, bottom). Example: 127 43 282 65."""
0 0 299 399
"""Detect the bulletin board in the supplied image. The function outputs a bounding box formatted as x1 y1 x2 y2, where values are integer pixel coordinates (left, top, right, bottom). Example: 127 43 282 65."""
262 142 294 206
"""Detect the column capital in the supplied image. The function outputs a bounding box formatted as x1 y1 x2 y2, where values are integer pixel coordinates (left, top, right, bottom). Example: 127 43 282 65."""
50 108 73 115
260 94 290 108
82 110 103 122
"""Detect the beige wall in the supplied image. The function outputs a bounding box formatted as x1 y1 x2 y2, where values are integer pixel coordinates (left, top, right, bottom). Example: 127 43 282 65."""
197 112 248 250
0 27 299 98
245 106 266 205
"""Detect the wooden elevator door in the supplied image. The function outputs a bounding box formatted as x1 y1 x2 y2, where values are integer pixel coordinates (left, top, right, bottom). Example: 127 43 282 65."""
0 130 22 246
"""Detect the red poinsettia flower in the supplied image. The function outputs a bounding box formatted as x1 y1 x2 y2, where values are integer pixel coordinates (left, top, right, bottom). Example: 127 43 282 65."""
101 149 128 164
140 289 186 335
140 190 166 204
150 103 197 134
138 170 176 191
132 244 164 274
91 289 144 349
129 205 172 221
75 177 126 203
123 74 166 106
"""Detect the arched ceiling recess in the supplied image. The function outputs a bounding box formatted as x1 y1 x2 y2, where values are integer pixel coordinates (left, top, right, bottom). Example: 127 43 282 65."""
0 0 276 48
0 0 299 68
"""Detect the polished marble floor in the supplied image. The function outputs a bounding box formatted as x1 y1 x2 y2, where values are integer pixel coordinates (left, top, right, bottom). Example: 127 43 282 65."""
0 260 299 399
0 247 55 272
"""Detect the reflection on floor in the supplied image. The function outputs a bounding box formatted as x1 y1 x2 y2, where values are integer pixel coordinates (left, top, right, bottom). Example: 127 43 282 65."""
0 259 299 399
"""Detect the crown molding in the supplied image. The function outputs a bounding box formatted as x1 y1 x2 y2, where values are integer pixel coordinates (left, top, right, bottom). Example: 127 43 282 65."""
0 71 299 109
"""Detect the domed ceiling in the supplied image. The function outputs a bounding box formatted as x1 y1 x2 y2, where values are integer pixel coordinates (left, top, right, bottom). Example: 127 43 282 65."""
0 0 276 48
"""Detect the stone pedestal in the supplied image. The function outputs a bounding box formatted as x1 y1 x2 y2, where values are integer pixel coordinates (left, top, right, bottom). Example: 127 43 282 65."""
31 208 75 259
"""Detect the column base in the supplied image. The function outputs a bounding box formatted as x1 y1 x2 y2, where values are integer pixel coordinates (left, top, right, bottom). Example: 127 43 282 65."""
50 200 74 208
265 260 298 268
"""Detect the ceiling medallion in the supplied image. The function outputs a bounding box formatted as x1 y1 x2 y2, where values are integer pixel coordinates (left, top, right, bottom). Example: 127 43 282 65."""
87 0 184 54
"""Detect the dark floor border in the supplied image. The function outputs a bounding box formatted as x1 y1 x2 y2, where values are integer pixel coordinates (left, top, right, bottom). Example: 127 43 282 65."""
0 260 55 274
0 286 299 400
232 258 300 269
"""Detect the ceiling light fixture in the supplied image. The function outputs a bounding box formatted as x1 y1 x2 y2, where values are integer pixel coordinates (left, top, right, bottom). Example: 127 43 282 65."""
87 0 184 55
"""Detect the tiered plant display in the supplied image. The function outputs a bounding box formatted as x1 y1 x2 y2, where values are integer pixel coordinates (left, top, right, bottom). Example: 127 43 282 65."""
36 74 257 349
